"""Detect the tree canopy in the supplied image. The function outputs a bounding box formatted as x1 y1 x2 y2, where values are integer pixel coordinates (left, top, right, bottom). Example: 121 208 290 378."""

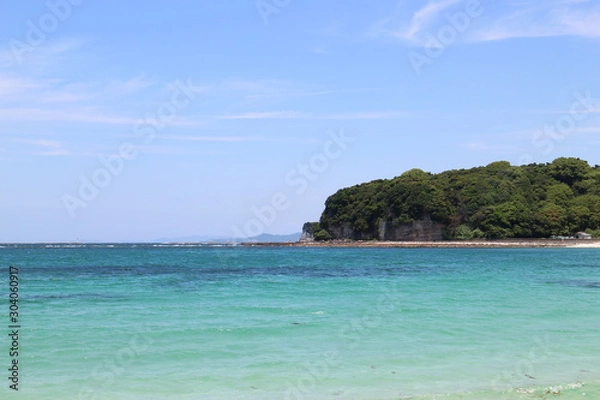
315 158 600 240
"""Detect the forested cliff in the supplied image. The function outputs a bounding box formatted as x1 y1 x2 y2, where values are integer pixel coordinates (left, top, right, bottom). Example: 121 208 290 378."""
307 157 600 241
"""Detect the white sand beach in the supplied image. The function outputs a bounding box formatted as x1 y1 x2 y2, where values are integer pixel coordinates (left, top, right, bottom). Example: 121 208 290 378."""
567 241 600 248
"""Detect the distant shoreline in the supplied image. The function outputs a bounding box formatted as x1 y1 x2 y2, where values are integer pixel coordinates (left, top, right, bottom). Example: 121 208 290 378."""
242 239 600 248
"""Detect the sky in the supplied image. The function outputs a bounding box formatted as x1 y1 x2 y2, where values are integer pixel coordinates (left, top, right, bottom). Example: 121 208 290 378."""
1 0 600 242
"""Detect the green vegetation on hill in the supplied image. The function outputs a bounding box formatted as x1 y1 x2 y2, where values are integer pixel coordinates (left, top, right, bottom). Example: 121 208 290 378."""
314 157 600 240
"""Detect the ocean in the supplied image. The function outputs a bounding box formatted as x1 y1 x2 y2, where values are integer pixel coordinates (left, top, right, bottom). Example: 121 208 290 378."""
1 245 599 399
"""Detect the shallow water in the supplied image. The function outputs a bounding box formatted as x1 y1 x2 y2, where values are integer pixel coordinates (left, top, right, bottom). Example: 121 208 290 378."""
1 245 598 399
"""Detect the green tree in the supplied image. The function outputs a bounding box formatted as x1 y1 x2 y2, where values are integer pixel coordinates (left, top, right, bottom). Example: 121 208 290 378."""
568 205 591 233
575 170 600 195
535 203 568 236
454 224 474 240
549 157 591 186
546 183 574 207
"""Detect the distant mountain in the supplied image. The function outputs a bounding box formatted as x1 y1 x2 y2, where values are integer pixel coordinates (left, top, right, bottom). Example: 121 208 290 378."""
241 233 302 243
154 235 220 243
155 233 301 243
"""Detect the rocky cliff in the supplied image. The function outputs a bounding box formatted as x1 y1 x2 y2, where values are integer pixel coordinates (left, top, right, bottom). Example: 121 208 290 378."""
378 219 445 241
299 222 317 242
307 218 445 241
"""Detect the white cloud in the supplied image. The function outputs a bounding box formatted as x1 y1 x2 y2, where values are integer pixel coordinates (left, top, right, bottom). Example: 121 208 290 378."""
216 111 309 120
0 107 137 124
0 72 156 107
164 135 321 145
107 75 155 95
215 110 406 120
369 0 464 45
218 79 300 99
468 1 600 42
33 148 71 156
213 79 371 102
0 107 212 128
371 0 600 45
0 76 45 97
404 0 463 41
13 138 71 157
16 139 62 148
323 111 406 120
0 38 85 69
167 136 250 142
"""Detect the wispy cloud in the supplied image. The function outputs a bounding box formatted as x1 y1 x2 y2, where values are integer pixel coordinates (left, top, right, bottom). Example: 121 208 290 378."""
216 111 309 120
215 79 303 100
0 107 138 124
13 138 70 156
35 149 71 156
106 75 155 95
0 38 85 69
323 111 407 120
167 135 251 142
0 76 46 97
0 107 211 127
214 110 406 120
404 0 463 42
470 1 600 42
369 0 464 45
246 87 382 100
0 73 156 104
371 0 600 46
214 79 382 102
16 139 62 147
0 71 189 126
130 145 236 156
165 135 321 145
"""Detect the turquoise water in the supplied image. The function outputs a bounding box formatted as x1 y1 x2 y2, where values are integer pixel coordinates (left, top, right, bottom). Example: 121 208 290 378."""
1 245 599 399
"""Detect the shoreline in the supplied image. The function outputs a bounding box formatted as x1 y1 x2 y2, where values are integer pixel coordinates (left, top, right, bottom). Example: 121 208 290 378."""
242 239 600 248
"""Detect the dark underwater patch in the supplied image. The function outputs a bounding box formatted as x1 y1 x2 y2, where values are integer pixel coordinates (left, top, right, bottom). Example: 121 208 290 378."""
546 279 600 289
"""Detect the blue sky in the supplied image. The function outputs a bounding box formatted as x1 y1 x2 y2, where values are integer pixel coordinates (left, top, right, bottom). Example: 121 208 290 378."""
1 0 599 242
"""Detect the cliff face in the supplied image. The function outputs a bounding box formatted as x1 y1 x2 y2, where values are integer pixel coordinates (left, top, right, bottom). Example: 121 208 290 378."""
321 219 445 241
378 220 445 241
300 222 316 242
